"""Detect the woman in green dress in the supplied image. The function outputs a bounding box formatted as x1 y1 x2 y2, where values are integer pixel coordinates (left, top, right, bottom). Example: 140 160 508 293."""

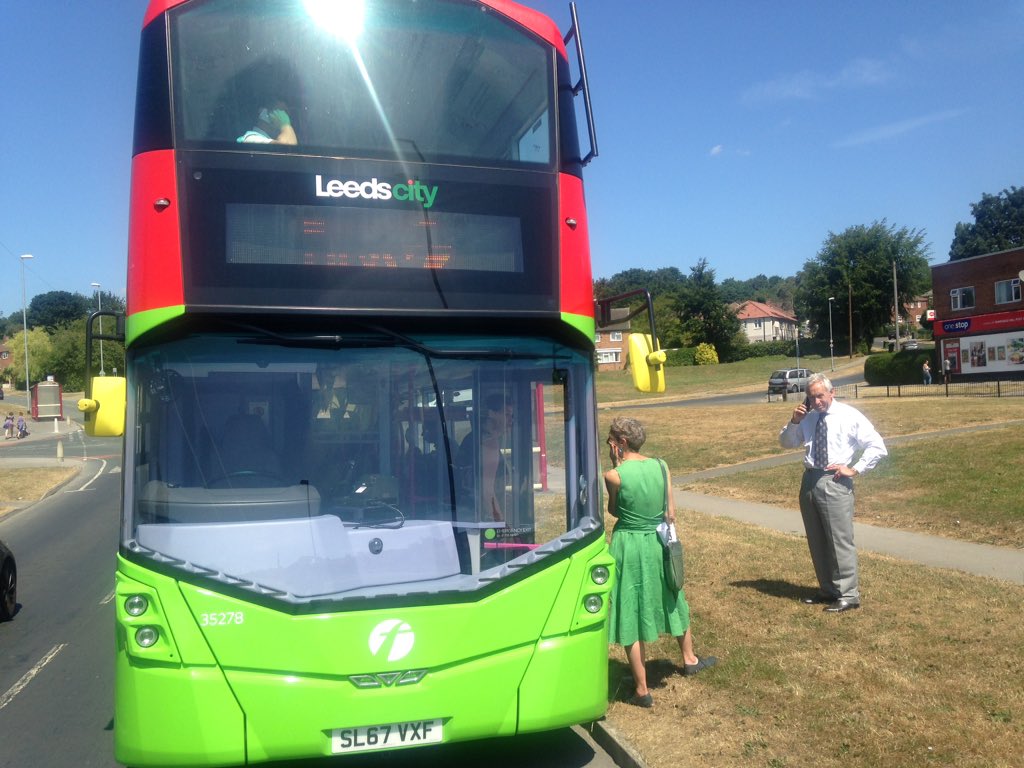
604 417 717 707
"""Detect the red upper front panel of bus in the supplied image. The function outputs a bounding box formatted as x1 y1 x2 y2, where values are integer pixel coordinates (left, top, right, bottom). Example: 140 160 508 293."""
131 0 591 330
142 0 568 57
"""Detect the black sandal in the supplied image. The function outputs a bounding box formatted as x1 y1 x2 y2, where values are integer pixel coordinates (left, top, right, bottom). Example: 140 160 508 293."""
627 692 653 708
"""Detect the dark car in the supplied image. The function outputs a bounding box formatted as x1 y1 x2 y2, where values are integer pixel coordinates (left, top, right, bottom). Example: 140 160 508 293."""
0 539 15 621
768 368 813 394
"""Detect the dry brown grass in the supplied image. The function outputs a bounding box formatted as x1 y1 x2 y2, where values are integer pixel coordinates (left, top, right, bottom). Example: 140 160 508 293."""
685 425 1024 547
604 510 1024 768
601 397 1024 476
0 467 77 516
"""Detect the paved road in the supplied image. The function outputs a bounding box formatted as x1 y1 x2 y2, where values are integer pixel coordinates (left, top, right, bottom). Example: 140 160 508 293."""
0 413 621 768
0 457 119 768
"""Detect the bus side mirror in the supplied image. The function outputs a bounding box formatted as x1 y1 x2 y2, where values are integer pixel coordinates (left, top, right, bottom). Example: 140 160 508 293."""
78 376 127 437
628 334 666 393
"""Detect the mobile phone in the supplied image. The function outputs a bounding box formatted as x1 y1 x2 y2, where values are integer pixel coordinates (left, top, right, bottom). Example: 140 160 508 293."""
803 396 812 410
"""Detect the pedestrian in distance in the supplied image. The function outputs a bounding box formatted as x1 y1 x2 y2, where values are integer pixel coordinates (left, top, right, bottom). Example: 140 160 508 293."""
3 413 13 440
16 413 28 440
922 360 932 385
604 417 717 708
943 356 952 384
779 374 887 613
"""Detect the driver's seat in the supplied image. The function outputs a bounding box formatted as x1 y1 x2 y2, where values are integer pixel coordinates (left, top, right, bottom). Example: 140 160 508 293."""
215 414 283 481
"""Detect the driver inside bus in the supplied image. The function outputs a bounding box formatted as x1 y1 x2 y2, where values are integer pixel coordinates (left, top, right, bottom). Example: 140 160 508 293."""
237 102 297 144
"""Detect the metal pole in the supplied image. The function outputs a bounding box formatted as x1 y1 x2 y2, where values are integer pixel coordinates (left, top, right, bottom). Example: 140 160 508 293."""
20 254 33 406
91 282 105 375
892 259 900 352
794 311 800 371
848 281 854 358
828 296 835 371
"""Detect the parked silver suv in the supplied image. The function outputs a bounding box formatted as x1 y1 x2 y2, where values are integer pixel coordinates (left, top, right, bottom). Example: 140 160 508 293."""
768 368 813 395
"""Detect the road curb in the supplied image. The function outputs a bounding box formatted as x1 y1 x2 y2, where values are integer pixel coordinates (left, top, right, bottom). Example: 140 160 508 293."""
586 720 648 768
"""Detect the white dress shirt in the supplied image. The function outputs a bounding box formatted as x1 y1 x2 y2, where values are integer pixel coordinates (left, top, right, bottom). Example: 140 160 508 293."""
779 399 887 473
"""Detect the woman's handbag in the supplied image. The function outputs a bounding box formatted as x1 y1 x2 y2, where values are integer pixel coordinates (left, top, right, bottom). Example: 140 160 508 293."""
656 460 685 592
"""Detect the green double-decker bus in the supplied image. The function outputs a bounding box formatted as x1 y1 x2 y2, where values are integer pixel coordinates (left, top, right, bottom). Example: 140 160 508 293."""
80 1 658 764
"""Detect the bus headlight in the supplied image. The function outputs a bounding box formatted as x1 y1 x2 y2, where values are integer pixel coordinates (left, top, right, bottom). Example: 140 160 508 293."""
583 594 603 614
124 594 149 617
135 627 160 648
590 565 610 585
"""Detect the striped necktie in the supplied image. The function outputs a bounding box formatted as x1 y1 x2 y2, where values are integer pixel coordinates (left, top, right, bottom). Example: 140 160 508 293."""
812 413 828 468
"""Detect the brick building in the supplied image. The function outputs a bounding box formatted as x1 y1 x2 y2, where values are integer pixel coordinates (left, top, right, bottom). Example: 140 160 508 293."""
595 307 630 371
931 246 1024 378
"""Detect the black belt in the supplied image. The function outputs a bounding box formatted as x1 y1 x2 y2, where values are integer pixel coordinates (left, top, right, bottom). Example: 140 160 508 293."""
804 467 854 490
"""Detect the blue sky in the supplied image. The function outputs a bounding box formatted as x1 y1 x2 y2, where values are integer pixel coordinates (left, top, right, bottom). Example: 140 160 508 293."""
2 0 1023 316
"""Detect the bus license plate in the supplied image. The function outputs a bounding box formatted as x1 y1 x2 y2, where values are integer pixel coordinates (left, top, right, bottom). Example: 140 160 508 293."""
330 719 443 754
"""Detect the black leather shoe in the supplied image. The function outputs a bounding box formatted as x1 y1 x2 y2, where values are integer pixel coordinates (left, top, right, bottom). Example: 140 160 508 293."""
801 594 833 604
824 599 860 613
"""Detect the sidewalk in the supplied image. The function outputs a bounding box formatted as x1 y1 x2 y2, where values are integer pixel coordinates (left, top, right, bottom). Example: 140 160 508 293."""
674 433 1024 585
0 412 84 465
674 490 1024 585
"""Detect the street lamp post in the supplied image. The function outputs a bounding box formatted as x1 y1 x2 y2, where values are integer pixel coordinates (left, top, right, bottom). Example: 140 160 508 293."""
827 296 835 372
91 282 105 375
20 254 33 406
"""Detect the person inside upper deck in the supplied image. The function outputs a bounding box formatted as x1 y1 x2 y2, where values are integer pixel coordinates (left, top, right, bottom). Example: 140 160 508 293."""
237 102 298 145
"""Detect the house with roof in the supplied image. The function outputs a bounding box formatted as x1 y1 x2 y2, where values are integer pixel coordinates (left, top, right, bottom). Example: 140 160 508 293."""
595 307 630 371
733 300 798 343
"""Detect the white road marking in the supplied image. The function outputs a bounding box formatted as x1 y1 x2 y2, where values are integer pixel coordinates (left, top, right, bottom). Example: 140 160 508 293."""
0 644 68 711
100 590 116 605
66 460 108 492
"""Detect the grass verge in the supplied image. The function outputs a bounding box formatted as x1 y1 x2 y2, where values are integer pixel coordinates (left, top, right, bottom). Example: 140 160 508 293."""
0 467 78 516
683 425 1024 547
605 511 1024 768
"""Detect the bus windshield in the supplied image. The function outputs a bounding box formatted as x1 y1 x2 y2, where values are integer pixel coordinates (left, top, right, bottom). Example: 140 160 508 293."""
171 0 555 166
125 332 597 602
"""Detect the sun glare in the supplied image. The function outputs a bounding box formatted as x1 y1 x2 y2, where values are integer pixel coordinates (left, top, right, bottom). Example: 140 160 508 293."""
303 0 365 43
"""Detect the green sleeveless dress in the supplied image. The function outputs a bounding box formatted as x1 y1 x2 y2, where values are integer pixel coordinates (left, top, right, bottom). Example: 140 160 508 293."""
608 458 690 646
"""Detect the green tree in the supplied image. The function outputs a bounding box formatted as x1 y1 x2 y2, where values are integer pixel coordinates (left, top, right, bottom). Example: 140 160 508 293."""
626 293 685 349
949 186 1024 260
595 267 689 348
1 311 23 339
29 291 91 331
6 328 53 389
677 258 740 359
795 221 931 353
719 274 798 311
594 267 687 301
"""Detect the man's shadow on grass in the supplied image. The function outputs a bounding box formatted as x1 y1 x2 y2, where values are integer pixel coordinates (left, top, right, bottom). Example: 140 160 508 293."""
730 578 808 601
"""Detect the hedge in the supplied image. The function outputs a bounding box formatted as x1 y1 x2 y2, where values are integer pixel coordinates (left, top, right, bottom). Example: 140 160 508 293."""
863 350 937 385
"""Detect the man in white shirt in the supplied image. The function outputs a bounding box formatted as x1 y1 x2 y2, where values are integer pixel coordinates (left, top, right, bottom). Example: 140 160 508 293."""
779 373 887 613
